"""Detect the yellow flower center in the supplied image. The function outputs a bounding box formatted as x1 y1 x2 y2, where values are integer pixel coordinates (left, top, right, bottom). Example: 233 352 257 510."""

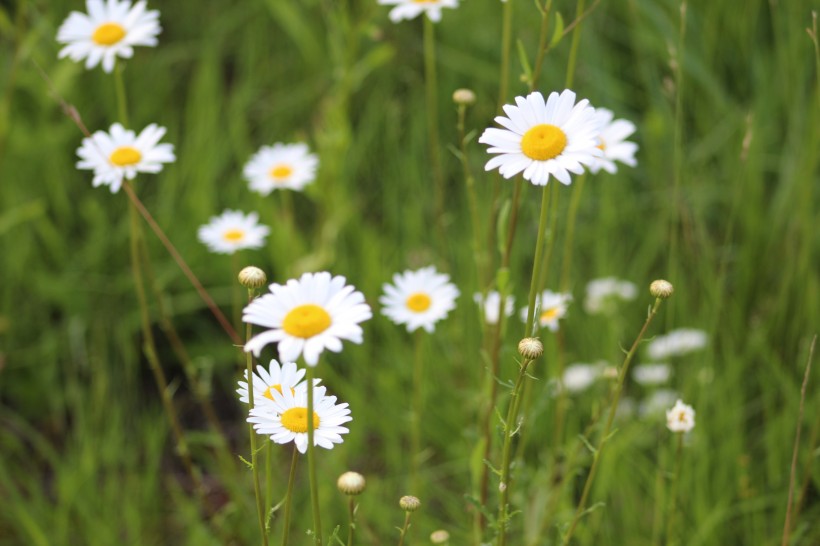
270 164 293 180
597 138 607 151
280 407 320 433
109 146 142 166
413 0 438 3
520 124 567 161
405 292 432 313
262 384 296 401
678 411 687 422
540 306 561 323
282 304 332 338
222 229 246 242
92 22 127 46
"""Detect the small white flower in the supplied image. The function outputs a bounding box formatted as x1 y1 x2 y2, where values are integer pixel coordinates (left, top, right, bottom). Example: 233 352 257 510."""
632 363 672 386
237 359 315 407
57 0 161 73
249 385 352 453
243 272 372 366
562 362 605 393
646 328 708 360
243 143 318 195
197 210 269 255
583 277 638 315
589 108 638 174
380 266 459 333
666 399 695 433
479 90 603 186
520 290 573 332
639 389 679 417
75 122 175 192
473 291 514 325
378 0 459 23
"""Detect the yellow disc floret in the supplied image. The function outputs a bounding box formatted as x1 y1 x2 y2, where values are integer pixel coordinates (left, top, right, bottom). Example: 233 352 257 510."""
270 164 293 180
222 229 246 242
263 384 292 401
540 306 561 323
110 146 142 166
92 23 127 46
280 407 320 433
282 304 332 338
406 292 432 313
520 124 567 161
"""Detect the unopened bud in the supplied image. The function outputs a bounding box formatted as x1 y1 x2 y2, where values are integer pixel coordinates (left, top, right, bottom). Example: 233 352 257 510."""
238 266 267 289
649 279 674 300
337 471 366 495
452 88 476 105
399 495 421 512
518 337 544 360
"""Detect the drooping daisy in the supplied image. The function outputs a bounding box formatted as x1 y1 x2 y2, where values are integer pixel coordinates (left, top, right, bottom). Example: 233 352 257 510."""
589 108 638 174
646 328 708 360
632 363 672 386
243 272 372 366
243 143 318 195
248 385 351 453
380 266 460 333
75 123 175 192
473 291 514 325
520 290 573 332
583 277 638 315
197 210 269 255
57 0 161 73
666 399 695 433
378 0 459 23
237 359 315 407
478 89 603 186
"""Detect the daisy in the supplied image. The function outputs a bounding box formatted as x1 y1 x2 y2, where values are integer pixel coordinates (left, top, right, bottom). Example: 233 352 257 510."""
380 266 460 333
243 143 318 195
478 89 603 186
632 363 672 386
520 290 573 332
646 328 708 360
197 210 269 255
76 122 175 192
583 277 638 315
378 0 459 23
589 108 638 174
473 290 514 325
666 399 695 433
562 362 605 393
237 359 316 407
242 272 372 366
57 0 161 73
248 385 351 453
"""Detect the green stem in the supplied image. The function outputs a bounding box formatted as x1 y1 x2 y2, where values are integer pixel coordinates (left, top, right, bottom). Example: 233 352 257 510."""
524 186 552 336
665 433 684 546
410 331 425 493
497 0 513 108
564 0 587 89
114 62 129 127
267 442 275 527
559 173 586 291
458 103 485 287
397 512 413 546
423 16 446 230
281 446 299 546
306 366 323 545
246 290 269 546
346 497 356 546
530 0 554 90
562 297 666 545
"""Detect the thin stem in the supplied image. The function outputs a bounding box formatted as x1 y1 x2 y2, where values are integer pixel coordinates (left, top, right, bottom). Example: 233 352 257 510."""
346 497 356 546
267 442 275 528
559 173 586 291
665 433 684 546
121 182 241 345
564 0 587 89
397 512 413 546
410 331 425 494
562 297 667 545
524 186 552 336
457 103 486 287
667 2 688 297
246 289 269 546
423 16 446 231
114 63 129 127
306 366 323 545
530 0 553 90
281 446 299 546
497 0 513 108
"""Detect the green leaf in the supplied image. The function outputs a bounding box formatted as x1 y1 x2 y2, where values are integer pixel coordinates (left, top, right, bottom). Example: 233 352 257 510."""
551 12 565 47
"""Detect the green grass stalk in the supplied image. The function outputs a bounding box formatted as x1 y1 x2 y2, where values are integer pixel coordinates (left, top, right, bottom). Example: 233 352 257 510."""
423 16 446 231
245 289 269 546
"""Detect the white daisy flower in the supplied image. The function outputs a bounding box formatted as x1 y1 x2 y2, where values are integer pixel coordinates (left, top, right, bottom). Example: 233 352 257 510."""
589 108 638 174
197 210 270 255
237 359 316 406
520 290 573 332
380 266 460 333
248 385 351 453
243 143 318 195
562 362 605 393
378 0 459 23
473 291 514 325
478 89 603 186
666 399 695 433
646 328 708 360
242 272 372 366
583 277 638 315
75 122 175 192
632 363 672 386
56 0 161 73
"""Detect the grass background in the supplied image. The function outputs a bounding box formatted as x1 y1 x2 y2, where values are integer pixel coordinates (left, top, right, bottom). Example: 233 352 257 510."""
0 0 818 544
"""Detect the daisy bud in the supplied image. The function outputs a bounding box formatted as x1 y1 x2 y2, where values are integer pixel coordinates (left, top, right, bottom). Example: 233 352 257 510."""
452 88 476 105
649 279 674 300
238 266 267 289
399 495 421 512
430 530 450 544
337 471 366 496
518 337 544 360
